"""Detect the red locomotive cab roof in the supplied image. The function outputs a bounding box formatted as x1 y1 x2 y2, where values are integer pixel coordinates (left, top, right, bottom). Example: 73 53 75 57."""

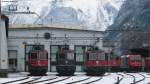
121 54 141 57
121 55 127 58
128 53 141 56
127 54 142 58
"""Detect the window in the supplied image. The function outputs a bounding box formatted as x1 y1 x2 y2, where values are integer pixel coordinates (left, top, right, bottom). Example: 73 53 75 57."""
98 52 106 60
59 52 66 59
75 46 84 62
51 46 58 62
9 59 17 70
30 53 37 59
39 52 48 59
89 52 97 60
51 46 58 53
67 52 74 60
25 45 44 60
76 47 83 53
131 56 141 62
76 54 84 62
8 50 17 71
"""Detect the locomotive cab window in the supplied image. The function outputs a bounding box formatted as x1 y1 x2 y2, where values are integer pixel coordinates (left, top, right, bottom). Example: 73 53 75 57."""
89 52 97 60
98 52 106 60
39 52 48 59
30 53 37 59
67 52 74 60
59 52 66 59
131 56 141 62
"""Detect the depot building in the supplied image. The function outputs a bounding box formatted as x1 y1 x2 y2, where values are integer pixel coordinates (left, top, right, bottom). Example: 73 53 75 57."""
6 24 104 72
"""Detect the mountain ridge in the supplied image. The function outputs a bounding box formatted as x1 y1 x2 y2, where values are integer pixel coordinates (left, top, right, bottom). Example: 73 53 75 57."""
2 0 124 31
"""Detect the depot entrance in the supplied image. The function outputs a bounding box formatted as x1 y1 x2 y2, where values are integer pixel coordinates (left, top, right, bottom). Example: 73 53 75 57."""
74 45 93 72
50 45 69 72
50 45 93 72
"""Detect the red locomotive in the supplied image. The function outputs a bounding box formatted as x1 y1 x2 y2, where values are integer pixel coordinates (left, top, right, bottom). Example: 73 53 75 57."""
28 46 48 76
84 47 108 75
84 47 147 74
120 54 144 72
110 56 121 72
145 57 150 72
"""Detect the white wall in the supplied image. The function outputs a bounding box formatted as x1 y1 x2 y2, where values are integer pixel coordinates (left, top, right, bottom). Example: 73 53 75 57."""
8 28 103 71
0 20 8 69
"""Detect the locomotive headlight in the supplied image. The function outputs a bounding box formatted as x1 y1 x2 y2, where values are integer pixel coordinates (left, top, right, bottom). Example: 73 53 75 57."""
96 61 99 64
38 61 41 66
65 60 68 64
113 62 116 65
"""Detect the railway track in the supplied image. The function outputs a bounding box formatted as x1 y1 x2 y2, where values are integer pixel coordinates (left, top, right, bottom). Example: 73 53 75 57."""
83 77 103 84
115 73 124 84
1 73 110 84
125 73 146 84
134 73 146 84
66 77 90 84
1 76 42 84
84 73 111 84
2 76 70 84
65 73 110 84
45 76 71 84
1 73 148 84
1 77 30 84
29 77 58 84
19 76 42 84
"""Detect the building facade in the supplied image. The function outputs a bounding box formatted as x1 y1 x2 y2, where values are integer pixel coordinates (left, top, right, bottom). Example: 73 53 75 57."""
8 24 104 72
0 15 9 77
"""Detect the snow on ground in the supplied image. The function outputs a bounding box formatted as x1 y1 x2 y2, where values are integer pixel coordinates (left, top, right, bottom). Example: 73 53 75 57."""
32 76 56 82
0 72 150 84
94 73 117 84
74 76 100 84
55 76 90 84
0 77 26 83
120 73 136 84
9 77 36 84
138 72 150 84
36 76 69 84
8 72 29 78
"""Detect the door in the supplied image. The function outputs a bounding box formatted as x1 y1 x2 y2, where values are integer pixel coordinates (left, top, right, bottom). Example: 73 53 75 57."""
8 50 17 72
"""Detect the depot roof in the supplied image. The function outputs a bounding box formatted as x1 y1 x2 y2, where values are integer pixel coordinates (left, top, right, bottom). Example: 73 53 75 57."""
9 24 102 32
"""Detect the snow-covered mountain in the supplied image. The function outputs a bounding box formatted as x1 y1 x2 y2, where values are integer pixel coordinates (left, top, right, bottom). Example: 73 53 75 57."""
2 0 125 31
105 0 150 55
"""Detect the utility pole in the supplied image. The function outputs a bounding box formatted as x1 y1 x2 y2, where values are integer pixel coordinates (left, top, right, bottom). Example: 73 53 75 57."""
0 0 1 15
